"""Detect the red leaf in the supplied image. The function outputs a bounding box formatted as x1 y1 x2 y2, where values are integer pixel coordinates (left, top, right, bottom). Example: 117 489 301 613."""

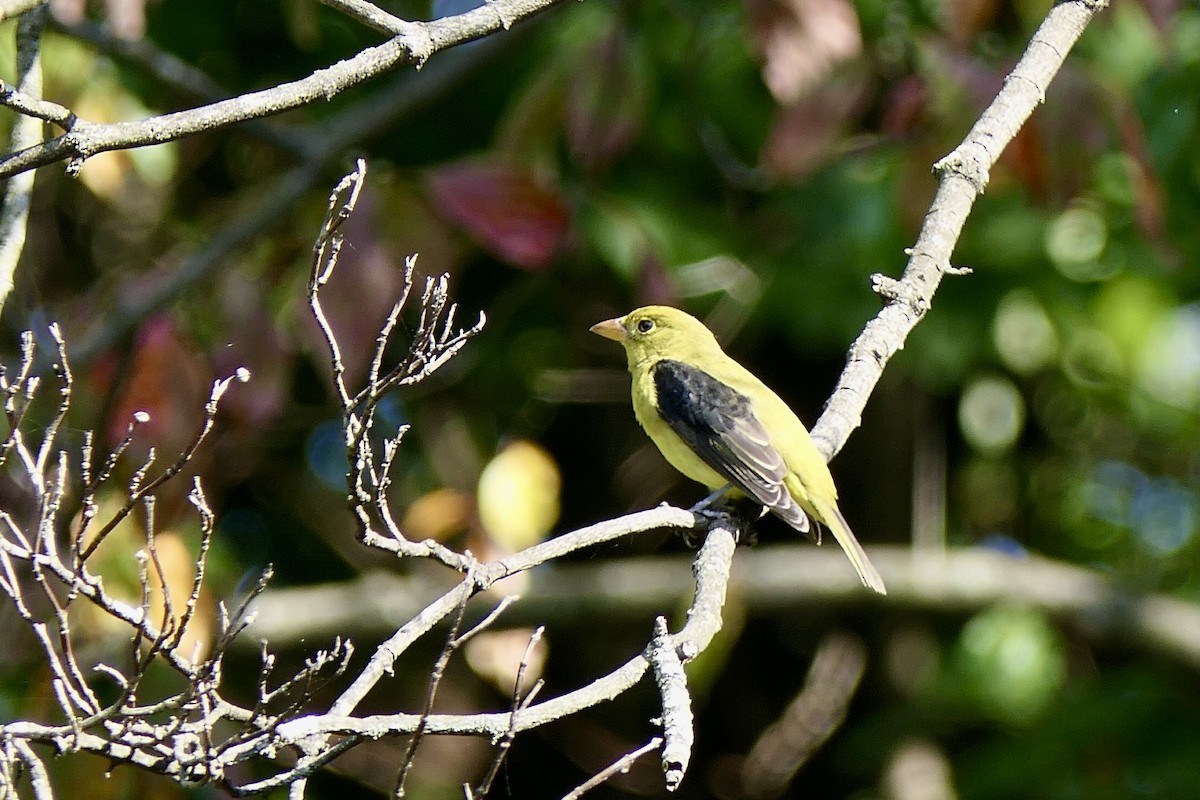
427 162 570 270
94 316 206 453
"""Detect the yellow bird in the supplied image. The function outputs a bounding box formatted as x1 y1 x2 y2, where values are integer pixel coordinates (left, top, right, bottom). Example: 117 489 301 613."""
591 306 885 594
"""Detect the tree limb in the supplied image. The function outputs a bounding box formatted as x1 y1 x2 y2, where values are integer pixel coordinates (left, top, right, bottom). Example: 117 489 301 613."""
0 2 47 313
0 0 571 178
810 0 1111 460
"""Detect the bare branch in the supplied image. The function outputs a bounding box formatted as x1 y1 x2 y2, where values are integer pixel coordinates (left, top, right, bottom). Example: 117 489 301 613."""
810 0 1111 460
79 372 244 563
13 739 53 800
560 737 664 800
648 616 693 791
306 164 486 579
0 2 47 313
309 159 369 409
320 0 411 36
171 478 215 653
1 331 41 477
393 572 475 798
34 324 72 477
0 0 571 179
473 626 546 796
317 577 472 742
0 79 73 128
274 517 739 742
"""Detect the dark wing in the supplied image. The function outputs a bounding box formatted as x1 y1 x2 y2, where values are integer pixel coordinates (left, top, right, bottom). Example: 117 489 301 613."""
652 359 810 532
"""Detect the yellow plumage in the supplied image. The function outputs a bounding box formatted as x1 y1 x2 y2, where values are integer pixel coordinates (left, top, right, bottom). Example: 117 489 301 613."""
592 306 885 594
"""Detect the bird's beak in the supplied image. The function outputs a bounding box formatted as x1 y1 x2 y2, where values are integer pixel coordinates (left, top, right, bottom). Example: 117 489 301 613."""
589 317 627 342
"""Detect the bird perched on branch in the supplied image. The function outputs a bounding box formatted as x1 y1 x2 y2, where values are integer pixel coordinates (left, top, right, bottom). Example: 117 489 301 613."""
591 306 885 594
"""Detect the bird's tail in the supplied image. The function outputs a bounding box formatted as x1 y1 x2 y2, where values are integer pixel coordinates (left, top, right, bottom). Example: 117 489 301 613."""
812 498 886 595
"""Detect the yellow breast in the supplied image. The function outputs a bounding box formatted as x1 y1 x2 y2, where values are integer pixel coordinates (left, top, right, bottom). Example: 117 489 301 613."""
630 363 729 490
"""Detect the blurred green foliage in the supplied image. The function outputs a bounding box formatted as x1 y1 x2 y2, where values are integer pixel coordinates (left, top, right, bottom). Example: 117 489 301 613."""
4 0 1200 797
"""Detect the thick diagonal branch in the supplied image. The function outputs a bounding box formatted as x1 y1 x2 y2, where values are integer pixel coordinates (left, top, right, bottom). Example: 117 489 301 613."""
810 0 1109 459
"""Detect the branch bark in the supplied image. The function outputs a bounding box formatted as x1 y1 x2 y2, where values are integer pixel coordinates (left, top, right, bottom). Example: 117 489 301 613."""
810 0 1110 460
0 2 46 313
0 0 571 178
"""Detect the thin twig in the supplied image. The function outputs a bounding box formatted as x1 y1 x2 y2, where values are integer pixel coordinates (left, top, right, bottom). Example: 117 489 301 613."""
394 569 476 798
560 737 664 800
171 478 215 654
79 373 242 562
473 626 545 796
33 324 72 477
308 159 367 409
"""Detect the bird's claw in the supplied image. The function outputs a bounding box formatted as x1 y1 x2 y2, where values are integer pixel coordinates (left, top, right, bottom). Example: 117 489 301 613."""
688 506 756 546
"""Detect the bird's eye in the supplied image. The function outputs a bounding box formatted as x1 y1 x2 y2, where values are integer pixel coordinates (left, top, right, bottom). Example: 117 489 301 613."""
636 318 655 334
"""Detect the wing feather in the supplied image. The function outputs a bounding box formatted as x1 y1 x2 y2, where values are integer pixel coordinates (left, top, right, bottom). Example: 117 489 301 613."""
652 359 810 533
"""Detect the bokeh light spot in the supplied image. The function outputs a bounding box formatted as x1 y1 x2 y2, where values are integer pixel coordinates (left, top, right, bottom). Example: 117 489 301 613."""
306 420 349 492
1131 479 1197 555
1137 304 1200 410
955 605 1067 724
1086 460 1145 527
958 376 1025 454
1046 205 1109 281
993 290 1058 374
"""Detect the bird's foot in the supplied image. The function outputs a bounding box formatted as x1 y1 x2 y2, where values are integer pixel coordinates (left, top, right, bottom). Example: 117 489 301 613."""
690 483 734 513
688 506 756 546
686 486 738 546
734 515 757 545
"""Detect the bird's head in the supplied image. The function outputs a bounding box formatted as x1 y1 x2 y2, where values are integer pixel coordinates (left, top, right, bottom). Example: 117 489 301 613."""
590 306 720 367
